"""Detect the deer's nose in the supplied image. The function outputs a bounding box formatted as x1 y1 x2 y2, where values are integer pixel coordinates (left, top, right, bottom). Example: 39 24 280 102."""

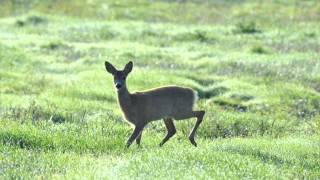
115 81 122 89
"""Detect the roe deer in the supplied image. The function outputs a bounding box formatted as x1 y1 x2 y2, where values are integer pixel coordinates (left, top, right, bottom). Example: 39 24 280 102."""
105 61 205 148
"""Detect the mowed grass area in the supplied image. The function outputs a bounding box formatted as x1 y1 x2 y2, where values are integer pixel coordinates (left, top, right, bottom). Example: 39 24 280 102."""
0 0 320 179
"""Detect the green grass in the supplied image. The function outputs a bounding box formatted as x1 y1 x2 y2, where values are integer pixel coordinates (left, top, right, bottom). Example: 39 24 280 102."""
0 0 320 179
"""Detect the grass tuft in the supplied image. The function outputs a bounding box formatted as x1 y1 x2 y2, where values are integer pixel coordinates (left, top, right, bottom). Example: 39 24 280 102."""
14 14 48 27
250 44 271 54
234 21 261 34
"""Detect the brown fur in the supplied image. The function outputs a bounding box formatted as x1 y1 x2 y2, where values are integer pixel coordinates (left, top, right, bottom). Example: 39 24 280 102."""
105 61 205 148
119 86 196 125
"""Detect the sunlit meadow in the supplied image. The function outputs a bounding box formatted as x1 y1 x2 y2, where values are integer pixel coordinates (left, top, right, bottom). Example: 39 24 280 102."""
0 0 320 179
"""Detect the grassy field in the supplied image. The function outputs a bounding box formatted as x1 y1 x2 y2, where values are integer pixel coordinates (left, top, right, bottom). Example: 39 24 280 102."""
1 0 320 179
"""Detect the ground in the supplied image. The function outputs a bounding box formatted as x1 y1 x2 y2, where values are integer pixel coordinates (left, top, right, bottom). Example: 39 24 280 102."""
0 0 320 179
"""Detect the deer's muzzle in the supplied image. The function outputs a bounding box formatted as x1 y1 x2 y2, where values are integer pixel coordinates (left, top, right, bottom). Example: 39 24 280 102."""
115 81 122 89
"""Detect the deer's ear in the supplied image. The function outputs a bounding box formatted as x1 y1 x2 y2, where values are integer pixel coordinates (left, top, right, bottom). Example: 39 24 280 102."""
123 61 133 75
105 61 117 75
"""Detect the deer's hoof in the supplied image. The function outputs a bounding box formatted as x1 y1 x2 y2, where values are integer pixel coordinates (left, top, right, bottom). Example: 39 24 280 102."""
189 137 197 147
125 143 131 149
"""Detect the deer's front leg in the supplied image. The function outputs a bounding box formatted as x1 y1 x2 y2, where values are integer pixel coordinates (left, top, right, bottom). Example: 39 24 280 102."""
126 125 144 148
136 130 143 146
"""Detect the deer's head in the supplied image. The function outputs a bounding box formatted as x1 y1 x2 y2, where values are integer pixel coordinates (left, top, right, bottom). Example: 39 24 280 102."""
105 61 133 90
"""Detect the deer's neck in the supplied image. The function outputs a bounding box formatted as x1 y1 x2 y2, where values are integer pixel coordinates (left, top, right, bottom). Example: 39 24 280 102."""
117 86 131 109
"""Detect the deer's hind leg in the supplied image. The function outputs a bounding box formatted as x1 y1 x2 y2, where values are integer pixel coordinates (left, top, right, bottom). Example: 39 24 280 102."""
173 110 205 147
159 118 176 147
189 111 205 147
